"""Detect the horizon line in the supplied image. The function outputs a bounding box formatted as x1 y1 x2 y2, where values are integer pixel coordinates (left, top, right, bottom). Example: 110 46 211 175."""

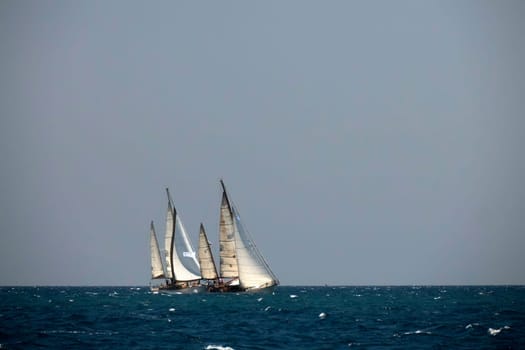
1 284 524 288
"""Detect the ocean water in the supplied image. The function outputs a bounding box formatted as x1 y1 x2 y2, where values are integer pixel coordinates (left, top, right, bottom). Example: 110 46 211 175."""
1 286 524 349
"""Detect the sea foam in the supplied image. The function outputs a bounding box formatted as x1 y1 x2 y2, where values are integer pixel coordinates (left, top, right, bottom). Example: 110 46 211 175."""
205 345 234 350
488 326 510 336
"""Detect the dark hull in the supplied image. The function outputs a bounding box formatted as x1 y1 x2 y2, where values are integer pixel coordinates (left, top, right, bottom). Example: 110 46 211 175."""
151 280 206 294
206 283 278 293
206 284 244 293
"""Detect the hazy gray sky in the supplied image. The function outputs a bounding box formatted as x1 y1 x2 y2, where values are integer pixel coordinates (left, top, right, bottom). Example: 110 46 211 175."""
1 1 524 286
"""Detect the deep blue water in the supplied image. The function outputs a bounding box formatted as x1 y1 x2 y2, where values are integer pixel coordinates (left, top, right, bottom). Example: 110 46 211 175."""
1 286 524 349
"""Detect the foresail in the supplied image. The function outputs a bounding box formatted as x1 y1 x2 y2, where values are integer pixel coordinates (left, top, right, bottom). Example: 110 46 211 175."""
198 224 218 280
233 207 278 289
171 213 201 281
219 191 239 278
150 221 165 279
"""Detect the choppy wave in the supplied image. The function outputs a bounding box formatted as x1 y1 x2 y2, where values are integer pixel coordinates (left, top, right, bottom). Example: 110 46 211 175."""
0 286 524 349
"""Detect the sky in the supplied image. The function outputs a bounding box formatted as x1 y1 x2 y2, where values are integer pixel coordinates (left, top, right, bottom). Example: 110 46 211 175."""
1 1 524 286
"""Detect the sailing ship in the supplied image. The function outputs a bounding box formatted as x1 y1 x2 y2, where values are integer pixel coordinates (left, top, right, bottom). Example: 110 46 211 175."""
149 188 203 293
207 180 279 292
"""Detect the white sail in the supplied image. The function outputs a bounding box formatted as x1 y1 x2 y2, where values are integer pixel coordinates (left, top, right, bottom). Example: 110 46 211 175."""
220 180 278 290
171 213 201 281
150 221 165 279
232 206 278 290
219 191 239 278
164 188 201 282
164 195 175 280
198 223 218 280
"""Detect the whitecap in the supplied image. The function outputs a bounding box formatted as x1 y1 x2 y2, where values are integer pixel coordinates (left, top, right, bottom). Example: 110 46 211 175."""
257 297 263 302
205 345 234 350
290 294 298 298
169 308 175 312
403 330 432 335
488 326 510 336
488 328 501 336
319 312 327 319
264 306 271 312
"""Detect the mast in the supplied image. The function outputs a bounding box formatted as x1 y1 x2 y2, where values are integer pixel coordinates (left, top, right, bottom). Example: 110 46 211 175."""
150 221 165 279
220 179 230 208
162 187 201 285
198 223 219 280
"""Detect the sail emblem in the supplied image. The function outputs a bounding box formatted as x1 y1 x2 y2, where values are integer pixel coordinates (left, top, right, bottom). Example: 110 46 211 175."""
183 251 196 259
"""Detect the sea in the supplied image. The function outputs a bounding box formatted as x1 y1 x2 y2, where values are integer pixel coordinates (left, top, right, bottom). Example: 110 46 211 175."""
1 286 524 349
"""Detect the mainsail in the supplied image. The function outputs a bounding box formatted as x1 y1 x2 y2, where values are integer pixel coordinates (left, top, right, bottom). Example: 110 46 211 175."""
198 223 218 280
220 180 279 290
150 221 165 279
171 213 201 281
164 188 201 283
164 193 175 280
219 190 239 278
